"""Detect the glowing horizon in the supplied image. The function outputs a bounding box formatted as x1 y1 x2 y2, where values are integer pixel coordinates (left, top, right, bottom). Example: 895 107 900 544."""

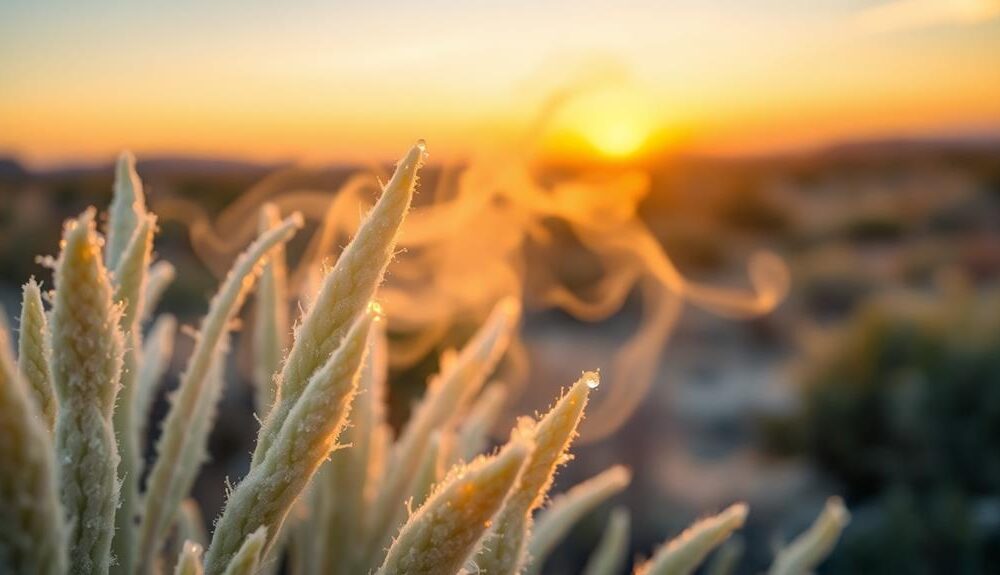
2 0 1000 168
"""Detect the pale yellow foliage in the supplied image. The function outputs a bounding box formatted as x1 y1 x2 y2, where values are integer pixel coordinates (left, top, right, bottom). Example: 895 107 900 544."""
768 497 850 575
636 504 748 575
377 439 532 575
17 278 57 431
50 209 124 575
475 372 594 575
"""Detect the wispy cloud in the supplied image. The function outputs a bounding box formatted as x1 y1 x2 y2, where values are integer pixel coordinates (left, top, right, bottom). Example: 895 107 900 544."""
857 0 1000 33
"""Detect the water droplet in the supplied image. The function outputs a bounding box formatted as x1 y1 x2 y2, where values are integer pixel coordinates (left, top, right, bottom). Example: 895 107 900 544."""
584 371 600 389
415 139 426 152
368 300 385 321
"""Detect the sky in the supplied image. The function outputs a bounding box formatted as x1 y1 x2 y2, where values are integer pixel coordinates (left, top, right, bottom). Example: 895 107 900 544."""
1 0 1000 167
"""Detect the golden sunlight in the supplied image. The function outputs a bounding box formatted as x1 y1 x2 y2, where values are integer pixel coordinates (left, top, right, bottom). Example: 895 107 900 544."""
557 88 656 160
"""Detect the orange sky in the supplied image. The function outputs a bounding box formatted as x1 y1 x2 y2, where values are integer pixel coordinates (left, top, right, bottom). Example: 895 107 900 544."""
2 0 999 167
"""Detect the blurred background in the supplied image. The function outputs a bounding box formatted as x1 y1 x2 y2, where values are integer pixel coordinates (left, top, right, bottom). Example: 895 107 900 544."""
2 1 1000 573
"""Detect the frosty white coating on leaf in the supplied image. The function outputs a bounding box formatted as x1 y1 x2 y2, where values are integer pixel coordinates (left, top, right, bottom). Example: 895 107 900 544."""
111 212 156 575
310 319 389 575
360 318 390 481
376 439 532 575
357 314 391 498
582 507 630 575
139 214 303 570
221 527 267 575
367 297 520 564
476 372 594 575
113 213 156 330
174 542 204 575
204 310 373 575
636 503 748 575
527 465 632 575
106 151 146 270
768 497 850 575
50 209 124 575
253 203 290 416
0 321 67 575
17 277 57 431
253 141 424 466
147 333 227 567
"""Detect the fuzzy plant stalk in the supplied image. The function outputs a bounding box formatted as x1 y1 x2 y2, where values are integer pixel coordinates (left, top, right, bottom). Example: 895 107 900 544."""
706 537 744 575
366 297 521 566
111 209 156 575
475 371 596 575
582 507 631 575
220 528 267 575
526 465 633 575
376 439 533 575
50 209 125 575
309 319 389 575
253 141 425 467
253 141 422 572
0 320 67 574
135 313 177 441
636 503 748 575
768 497 850 575
204 310 374 574
162 501 209 575
174 542 204 575
253 203 290 416
103 152 154 574
138 214 304 570
359 319 391 501
17 277 57 431
105 152 146 270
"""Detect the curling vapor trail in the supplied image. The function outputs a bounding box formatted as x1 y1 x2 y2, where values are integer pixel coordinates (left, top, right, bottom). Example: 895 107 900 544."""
155 100 788 441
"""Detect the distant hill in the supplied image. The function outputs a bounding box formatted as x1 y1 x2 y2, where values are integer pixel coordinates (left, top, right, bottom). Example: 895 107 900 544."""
0 156 28 182
818 135 1000 161
12 130 1000 181
662 132 1000 178
38 156 286 179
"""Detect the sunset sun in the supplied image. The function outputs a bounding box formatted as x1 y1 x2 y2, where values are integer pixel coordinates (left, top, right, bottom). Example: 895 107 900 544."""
559 88 656 160
583 117 648 158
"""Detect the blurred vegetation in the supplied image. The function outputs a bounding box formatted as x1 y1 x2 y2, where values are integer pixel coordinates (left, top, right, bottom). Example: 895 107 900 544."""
842 214 907 243
713 183 790 234
768 290 1000 573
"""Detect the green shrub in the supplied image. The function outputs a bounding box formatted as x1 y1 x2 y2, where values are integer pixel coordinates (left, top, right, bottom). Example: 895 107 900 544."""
782 291 1000 572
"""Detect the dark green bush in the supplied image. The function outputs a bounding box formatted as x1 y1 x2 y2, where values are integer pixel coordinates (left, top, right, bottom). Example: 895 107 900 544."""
779 291 1000 572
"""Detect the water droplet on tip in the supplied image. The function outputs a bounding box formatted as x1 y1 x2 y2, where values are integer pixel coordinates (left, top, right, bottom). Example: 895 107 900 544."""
368 300 385 321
